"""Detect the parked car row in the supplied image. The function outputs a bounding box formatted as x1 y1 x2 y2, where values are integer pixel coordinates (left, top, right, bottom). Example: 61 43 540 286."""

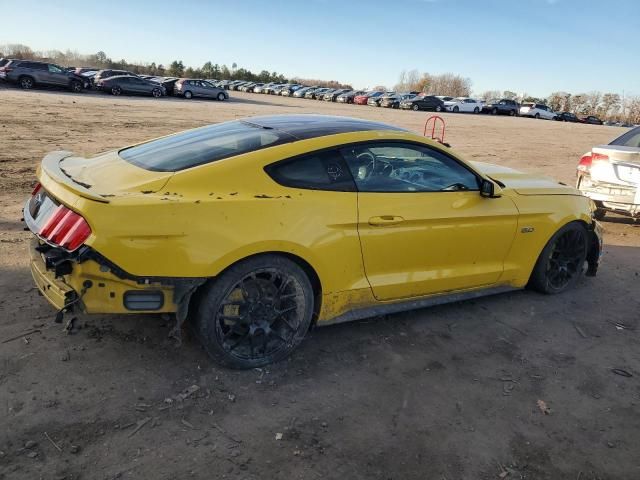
0 59 229 101
0 60 615 123
210 79 611 123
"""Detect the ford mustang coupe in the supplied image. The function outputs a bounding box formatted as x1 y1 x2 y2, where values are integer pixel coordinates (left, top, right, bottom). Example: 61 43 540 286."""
24 115 602 368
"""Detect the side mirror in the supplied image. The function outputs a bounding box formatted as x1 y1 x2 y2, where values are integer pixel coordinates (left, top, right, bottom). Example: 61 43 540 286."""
480 179 501 198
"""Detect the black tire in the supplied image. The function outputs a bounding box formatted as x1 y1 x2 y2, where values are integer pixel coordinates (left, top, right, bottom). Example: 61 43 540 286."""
151 88 162 98
529 222 588 294
509 109 516 116
453 106 460 113
492 107 498 115
435 105 443 112
19 76 34 90
111 86 121 96
69 80 82 93
473 107 480 114
593 209 606 220
217 92 226 101
192 255 315 369
534 113 540 119
412 104 420 111
183 90 193 99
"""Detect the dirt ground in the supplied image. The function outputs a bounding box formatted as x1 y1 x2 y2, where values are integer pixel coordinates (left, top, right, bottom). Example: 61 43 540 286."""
1 88 639 480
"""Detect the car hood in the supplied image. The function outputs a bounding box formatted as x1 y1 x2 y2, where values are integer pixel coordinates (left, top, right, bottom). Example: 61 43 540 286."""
472 161 580 195
45 151 174 200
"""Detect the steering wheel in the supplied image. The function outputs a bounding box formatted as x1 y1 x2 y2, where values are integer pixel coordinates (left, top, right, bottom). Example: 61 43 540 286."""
441 182 469 191
356 152 376 179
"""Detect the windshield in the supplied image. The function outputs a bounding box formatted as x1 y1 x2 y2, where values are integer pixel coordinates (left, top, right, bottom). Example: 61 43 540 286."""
610 126 640 148
119 121 294 171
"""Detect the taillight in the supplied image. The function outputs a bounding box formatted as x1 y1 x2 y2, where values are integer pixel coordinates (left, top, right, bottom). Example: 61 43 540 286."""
577 154 592 173
38 204 91 251
31 182 42 195
591 153 609 164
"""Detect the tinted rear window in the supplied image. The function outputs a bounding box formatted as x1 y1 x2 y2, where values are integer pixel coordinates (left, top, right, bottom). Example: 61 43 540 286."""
610 127 640 148
119 121 294 171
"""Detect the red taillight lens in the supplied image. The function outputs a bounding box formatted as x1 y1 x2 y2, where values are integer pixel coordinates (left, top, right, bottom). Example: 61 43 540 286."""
577 154 592 173
31 182 42 195
591 153 609 164
38 204 91 251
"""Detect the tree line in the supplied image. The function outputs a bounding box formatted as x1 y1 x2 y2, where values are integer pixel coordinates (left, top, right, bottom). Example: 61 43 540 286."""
395 68 638 123
0 43 336 86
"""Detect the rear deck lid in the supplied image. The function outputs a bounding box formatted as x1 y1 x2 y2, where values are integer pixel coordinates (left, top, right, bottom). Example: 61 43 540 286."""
49 151 174 200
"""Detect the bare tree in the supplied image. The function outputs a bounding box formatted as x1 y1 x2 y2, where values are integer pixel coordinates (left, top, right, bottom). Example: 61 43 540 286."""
480 90 501 101
502 90 518 100
627 97 640 124
599 93 621 117
571 94 588 114
584 91 602 115
548 92 571 112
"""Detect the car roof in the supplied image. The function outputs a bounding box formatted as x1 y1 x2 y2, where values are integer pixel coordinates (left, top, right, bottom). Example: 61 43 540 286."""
243 115 406 140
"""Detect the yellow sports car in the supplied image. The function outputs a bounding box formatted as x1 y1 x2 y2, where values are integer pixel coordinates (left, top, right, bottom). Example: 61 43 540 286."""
24 115 602 368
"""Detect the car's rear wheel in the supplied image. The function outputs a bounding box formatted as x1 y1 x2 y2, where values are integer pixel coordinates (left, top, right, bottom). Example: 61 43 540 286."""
183 90 193 99
19 76 34 90
509 109 516 116
473 107 480 113
492 107 498 115
412 104 420 111
111 86 121 96
435 105 443 112
534 113 540 119
217 92 226 101
529 222 588 294
193 255 314 369
152 88 162 98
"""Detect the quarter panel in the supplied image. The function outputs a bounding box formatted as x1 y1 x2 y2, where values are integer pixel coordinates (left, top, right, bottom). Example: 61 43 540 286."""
500 194 593 286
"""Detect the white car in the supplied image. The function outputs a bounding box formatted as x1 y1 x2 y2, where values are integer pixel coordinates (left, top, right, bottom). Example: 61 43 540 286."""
519 103 558 120
576 126 640 219
444 97 483 113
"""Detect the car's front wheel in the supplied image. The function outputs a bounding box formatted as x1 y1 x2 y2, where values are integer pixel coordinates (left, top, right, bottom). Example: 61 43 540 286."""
183 90 193 99
193 255 315 369
111 86 121 96
529 222 588 294
473 107 480 113
151 88 162 98
217 92 226 101
69 80 83 93
412 104 420 111
453 106 460 113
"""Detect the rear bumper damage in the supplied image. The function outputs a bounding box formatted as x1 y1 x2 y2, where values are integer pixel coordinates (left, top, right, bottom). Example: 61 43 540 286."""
578 174 640 217
29 237 181 315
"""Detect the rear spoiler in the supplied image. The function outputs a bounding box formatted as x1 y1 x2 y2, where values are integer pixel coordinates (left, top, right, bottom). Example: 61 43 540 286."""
39 151 110 204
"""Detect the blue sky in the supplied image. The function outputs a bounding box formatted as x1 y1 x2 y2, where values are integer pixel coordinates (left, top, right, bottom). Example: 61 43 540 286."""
2 0 638 96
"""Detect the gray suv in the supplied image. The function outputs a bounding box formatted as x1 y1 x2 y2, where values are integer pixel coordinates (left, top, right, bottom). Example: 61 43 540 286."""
0 60 85 92
174 79 228 100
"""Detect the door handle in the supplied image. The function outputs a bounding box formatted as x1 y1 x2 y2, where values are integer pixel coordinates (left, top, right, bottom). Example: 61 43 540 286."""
368 215 405 226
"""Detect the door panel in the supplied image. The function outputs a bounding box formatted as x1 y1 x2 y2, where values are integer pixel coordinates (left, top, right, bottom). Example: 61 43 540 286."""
357 192 518 300
340 141 519 301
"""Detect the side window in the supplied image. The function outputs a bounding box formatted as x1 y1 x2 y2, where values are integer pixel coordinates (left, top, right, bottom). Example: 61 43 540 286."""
48 64 63 73
339 143 480 193
266 150 355 192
